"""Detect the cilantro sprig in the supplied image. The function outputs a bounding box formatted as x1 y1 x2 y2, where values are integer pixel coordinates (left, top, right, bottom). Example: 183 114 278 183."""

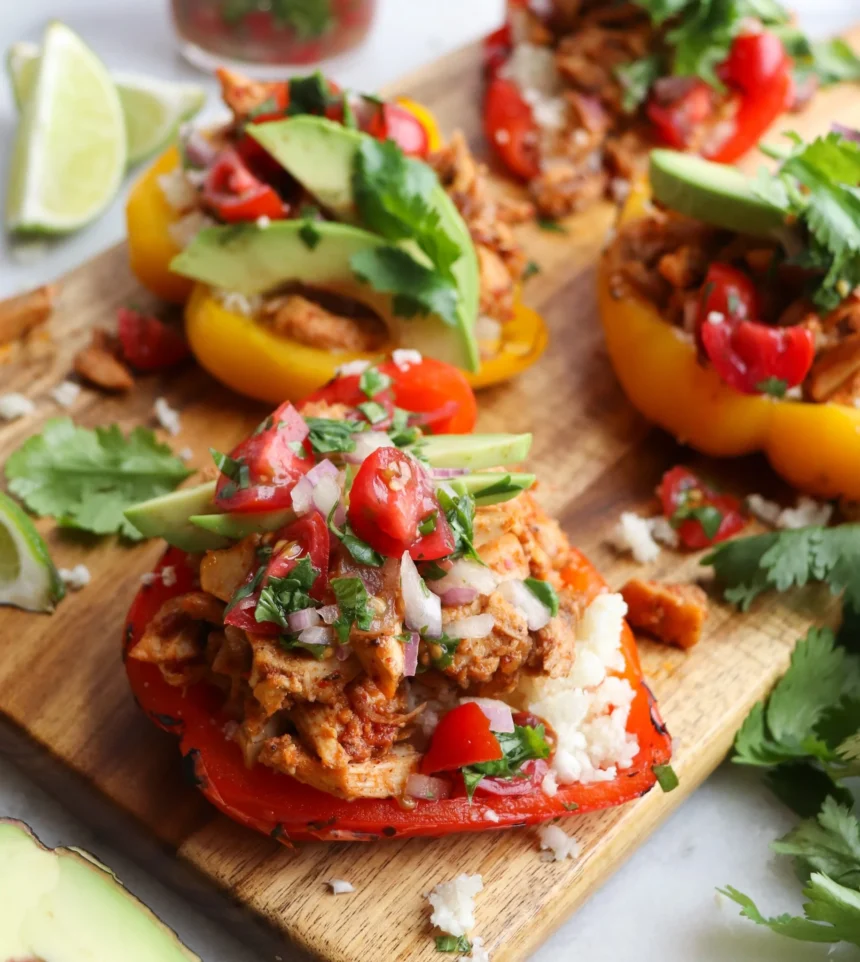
462 723 550 799
255 557 319 630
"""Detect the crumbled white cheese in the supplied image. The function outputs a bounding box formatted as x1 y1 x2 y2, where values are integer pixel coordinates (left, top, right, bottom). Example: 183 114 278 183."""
326 879 355 895
256 215 271 228
470 936 491 962
161 566 178 588
154 397 181 437
335 359 371 377
211 288 262 317
649 516 680 548
178 447 194 462
392 349 422 370
50 380 81 409
59 564 91 590
495 128 511 145
609 178 631 204
0 393 35 421
747 494 782 527
140 572 157 586
428 874 483 938
521 88 568 130
157 168 198 212
501 43 560 98
168 210 216 249
612 511 661 563
483 808 500 823
541 770 558 797
706 311 725 325
537 824 580 862
777 496 833 530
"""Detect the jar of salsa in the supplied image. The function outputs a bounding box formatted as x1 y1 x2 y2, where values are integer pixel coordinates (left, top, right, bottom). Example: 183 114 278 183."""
171 0 378 74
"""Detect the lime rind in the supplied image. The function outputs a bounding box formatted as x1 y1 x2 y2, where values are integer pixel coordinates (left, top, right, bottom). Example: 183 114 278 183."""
0 490 64 613
6 41 39 109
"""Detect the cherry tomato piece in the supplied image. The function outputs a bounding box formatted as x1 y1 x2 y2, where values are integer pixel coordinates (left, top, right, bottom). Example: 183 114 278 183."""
647 80 715 150
117 307 190 371
214 402 313 513
721 31 789 94
203 149 288 223
659 466 746 551
697 262 760 325
484 77 541 181
348 447 455 561
365 103 430 157
421 702 503 775
484 23 512 77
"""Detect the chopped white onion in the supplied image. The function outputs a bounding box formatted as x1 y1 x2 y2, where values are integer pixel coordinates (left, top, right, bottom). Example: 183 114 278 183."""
290 477 314 515
345 431 394 464
406 773 451 801
312 474 341 516
446 613 495 639
298 626 334 646
497 579 552 631
463 697 515 733
288 608 321 632
430 467 469 479
318 605 339 625
403 632 419 677
429 559 498 598
400 552 442 638
292 459 340 516
336 643 353 662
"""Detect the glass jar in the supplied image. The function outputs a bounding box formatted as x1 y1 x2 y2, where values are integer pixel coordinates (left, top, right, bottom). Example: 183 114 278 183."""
171 0 378 75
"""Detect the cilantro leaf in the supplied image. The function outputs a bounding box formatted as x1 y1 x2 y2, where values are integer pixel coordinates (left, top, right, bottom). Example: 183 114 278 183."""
757 376 789 398
351 246 459 327
255 557 319 630
359 365 392 399
425 632 461 670
536 217 566 233
304 417 363 455
331 576 374 642
461 723 551 799
5 418 192 539
436 484 481 563
299 220 321 250
615 54 663 112
328 508 384 567
270 0 332 36
356 400 388 425
773 797 860 888
287 71 336 115
524 578 559 617
765 763 854 819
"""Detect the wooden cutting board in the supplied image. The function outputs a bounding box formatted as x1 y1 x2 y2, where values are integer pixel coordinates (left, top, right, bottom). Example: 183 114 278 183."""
1 29 858 962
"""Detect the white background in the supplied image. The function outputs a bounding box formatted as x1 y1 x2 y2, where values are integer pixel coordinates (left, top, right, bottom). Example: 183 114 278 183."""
1 1 859 959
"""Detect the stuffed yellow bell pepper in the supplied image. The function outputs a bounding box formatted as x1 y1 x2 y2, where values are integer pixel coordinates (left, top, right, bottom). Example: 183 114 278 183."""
126 70 546 402
598 142 860 501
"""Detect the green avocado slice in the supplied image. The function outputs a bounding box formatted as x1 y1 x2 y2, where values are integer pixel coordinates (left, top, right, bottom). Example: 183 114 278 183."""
190 508 295 538
247 116 480 371
0 820 199 961
410 432 532 470
171 219 478 371
649 149 786 236
124 481 228 552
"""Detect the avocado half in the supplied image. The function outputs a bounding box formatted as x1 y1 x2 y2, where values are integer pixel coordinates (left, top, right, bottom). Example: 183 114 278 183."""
0 819 200 961
172 117 480 372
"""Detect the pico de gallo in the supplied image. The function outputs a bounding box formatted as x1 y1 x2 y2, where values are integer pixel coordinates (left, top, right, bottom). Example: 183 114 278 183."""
485 0 860 218
599 129 860 501
123 356 672 841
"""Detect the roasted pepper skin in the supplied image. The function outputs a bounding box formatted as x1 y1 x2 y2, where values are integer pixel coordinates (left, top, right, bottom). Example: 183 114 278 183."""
598 186 860 500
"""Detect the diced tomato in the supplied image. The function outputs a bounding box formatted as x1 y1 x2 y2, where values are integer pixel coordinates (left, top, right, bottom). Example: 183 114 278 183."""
659 466 746 551
347 447 455 561
365 103 430 157
697 262 760 326
484 23 513 77
647 80 715 150
421 702 503 774
701 317 815 396
116 307 190 371
214 402 313 513
202 149 288 223
484 77 540 181
721 31 789 94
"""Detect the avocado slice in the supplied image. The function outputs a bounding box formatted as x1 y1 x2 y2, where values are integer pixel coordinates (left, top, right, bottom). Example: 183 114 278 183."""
0 820 199 961
451 472 536 505
412 432 532 470
124 481 229 552
247 116 480 371
190 507 294 538
649 150 786 236
171 219 478 371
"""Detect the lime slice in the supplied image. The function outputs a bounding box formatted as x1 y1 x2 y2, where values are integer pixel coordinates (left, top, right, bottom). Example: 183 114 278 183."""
113 72 206 164
6 43 206 166
0 491 64 613
6 21 126 233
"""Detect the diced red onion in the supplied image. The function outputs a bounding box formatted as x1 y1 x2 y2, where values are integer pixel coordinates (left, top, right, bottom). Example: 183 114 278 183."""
306 458 339 484
439 587 478 607
474 759 548 796
336 643 352 661
318 605 339 625
833 122 860 143
181 127 218 168
288 608 321 632
293 459 340 516
497 579 552 631
430 467 469 479
463 697 515 733
333 503 347 528
297 626 334 646
428 559 498 598
652 76 700 105
344 431 393 464
405 773 452 801
400 552 442 638
403 632 419 677
446 613 495 639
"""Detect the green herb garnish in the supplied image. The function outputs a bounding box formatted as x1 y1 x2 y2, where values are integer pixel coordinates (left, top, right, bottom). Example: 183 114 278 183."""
331 576 374 642
462 724 551 799
524 578 559 617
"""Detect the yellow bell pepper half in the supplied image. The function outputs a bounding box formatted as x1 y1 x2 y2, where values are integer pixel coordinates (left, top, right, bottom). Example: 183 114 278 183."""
597 185 860 501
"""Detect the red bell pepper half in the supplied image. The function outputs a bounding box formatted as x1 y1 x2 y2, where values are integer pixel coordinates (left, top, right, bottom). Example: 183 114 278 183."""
124 546 672 842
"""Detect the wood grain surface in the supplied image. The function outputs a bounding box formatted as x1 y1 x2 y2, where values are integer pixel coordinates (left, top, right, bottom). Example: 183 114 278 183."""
1 29 858 962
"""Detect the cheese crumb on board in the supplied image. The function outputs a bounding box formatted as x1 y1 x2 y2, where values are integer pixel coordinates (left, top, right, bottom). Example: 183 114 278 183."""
392 349 422 370
154 397 181 436
0 393 36 421
161 566 178 588
336 359 370 376
611 511 661 563
537 824 580 862
777 496 833 529
59 564 91 590
50 381 81 409
428 874 483 937
470 936 490 962
326 879 355 895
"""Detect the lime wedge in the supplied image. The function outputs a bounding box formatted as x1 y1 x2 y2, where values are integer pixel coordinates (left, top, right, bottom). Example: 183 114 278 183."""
6 21 126 233
6 42 206 166
0 491 64 613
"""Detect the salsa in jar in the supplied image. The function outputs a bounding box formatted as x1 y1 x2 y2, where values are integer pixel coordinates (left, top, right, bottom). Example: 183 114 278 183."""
171 0 377 73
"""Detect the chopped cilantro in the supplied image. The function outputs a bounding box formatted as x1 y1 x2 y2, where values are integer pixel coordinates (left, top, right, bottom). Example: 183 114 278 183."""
341 93 357 129
522 259 541 280
562 802 580 811
672 501 723 541
615 53 662 112
287 72 336 116
435 935 471 953
524 578 559 617
357 400 389 425
328 506 384 567
536 217 566 233
421 561 449 581
436 484 481 563
280 636 329 659
471 474 534 504
418 512 438 536
359 365 392 399
387 407 422 447
210 448 250 494
425 633 461 670
757 376 789 398
225 564 266 616
462 724 551 799
299 220 321 250
255 557 319 630
305 417 363 455
331 576 374 642
652 763 679 792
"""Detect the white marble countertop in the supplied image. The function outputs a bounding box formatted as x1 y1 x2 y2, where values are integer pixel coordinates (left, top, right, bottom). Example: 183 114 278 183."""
0 1 858 959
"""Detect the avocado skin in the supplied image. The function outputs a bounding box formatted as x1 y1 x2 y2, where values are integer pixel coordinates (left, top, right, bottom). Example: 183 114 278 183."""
191 508 294 538
649 150 786 236
124 481 229 552
0 819 200 961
